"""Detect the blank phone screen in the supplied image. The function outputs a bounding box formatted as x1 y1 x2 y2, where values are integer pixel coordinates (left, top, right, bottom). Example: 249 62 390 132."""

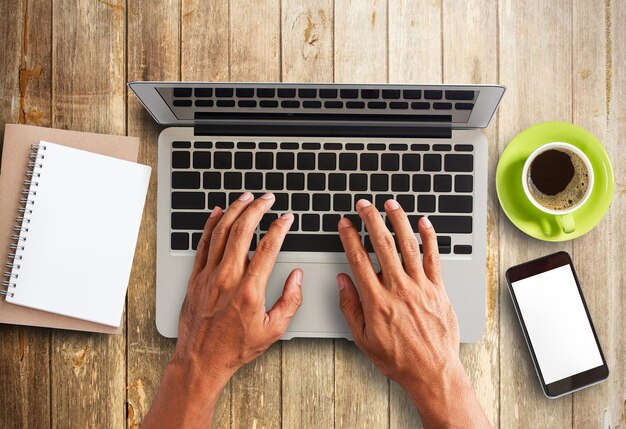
511 264 603 384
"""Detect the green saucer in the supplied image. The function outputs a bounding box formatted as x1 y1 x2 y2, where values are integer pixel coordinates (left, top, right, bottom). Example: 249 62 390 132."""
496 122 614 242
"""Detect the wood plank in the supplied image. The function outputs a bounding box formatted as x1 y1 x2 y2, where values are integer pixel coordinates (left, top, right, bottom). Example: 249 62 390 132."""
334 1 389 427
228 1 282 428
279 1 335 427
387 1 441 426
180 1 231 427
442 1 500 428
498 1 574 427
126 1 179 428
0 2 52 429
50 1 126 427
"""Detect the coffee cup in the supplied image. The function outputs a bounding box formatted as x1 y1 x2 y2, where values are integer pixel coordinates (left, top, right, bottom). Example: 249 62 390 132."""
522 142 594 234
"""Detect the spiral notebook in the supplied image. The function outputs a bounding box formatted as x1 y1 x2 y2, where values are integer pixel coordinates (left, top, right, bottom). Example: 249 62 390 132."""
2 140 151 327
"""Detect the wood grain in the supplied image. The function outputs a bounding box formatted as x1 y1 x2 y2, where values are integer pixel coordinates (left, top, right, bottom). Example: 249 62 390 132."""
126 1 179 428
334 1 390 428
498 1 574 428
50 1 126 427
228 1 282 428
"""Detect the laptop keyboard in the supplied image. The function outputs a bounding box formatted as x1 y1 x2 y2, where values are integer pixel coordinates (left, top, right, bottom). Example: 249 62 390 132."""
169 139 474 256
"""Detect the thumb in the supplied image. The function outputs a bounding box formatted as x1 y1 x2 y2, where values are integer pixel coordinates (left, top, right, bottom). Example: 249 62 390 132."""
337 273 365 341
266 268 303 337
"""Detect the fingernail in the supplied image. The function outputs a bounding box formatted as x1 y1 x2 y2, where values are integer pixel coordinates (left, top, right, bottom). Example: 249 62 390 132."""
386 199 400 210
209 206 221 217
356 199 372 209
260 192 274 200
422 216 433 229
295 269 303 286
281 212 294 220
238 192 253 201
337 275 345 291
339 217 352 228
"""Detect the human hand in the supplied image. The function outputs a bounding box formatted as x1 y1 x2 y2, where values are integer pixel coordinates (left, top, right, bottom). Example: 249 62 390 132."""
337 198 490 428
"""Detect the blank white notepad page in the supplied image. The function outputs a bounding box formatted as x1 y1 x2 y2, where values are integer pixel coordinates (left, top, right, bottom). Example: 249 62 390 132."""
7 142 151 327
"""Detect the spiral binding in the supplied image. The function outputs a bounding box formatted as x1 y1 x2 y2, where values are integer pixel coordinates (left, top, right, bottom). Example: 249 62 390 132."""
1 144 46 298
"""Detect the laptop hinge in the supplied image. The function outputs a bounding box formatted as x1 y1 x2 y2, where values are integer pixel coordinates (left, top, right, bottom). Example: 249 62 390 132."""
193 123 452 139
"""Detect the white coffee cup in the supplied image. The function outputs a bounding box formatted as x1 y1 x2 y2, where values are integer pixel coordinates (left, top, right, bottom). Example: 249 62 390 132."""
522 142 594 233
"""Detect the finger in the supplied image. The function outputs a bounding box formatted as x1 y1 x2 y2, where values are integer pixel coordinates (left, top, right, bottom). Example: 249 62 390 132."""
419 216 443 285
337 216 379 301
356 199 404 281
337 274 365 343
265 268 303 338
206 192 254 268
223 192 276 265
245 212 294 290
384 200 422 280
192 206 224 274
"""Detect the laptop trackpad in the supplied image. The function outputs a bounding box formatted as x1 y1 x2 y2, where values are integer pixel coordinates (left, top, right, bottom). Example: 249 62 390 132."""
265 262 372 339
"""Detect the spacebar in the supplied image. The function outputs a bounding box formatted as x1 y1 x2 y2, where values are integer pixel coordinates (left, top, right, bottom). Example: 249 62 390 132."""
281 234 345 252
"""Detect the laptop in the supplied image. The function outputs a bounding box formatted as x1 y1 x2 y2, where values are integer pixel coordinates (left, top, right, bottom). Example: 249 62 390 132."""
129 82 505 342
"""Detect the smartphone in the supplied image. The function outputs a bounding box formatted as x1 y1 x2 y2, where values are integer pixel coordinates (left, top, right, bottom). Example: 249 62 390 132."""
505 251 609 398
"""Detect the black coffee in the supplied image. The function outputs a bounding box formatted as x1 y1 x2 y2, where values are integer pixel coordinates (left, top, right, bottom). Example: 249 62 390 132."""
528 148 589 211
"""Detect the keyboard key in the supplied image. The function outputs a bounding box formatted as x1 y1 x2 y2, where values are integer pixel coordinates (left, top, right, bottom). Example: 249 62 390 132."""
354 194 373 205
454 245 473 254
397 194 415 212
275 193 289 210
214 152 232 169
260 100 278 108
238 100 257 107
277 152 295 170
344 214 362 231
439 244 451 254
216 142 234 149
223 172 242 189
303 101 321 108
302 142 321 150
260 213 278 231
171 211 209 230
389 144 408 151
172 192 205 209
324 142 342 150
389 102 408 109
215 88 233 97
281 100 300 108
445 90 475 100
429 215 472 233
281 233 343 252
299 88 316 98
403 89 421 99
407 215 423 232
235 152 253 169
173 141 191 148
237 142 256 149
302 214 320 231
307 173 326 191
325 100 342 108
174 87 192 97
207 192 226 208
368 101 386 109
391 174 410 192
433 102 452 110
411 102 430 109
349 174 368 191
255 152 273 170
173 99 192 107
277 88 296 98
423 154 442 171
191 232 203 250
236 88 254 97
333 194 352 211
195 100 214 107
320 88 338 98
298 153 316 170
192 152 210 169
412 174 431 192
257 88 275 98
432 144 452 151
381 153 400 171
402 154 420 171
290 214 299 232
439 195 473 213
455 103 474 110
172 172 200 189
346 101 365 109
259 142 278 149
265 173 284 190
281 142 299 150
370 174 388 191
345 143 364 150
228 193 239 204
171 232 189 250
444 154 473 172
418 195 436 213
424 90 443 99
328 173 347 191
203 172 221 189
172 151 190 168
360 153 378 171
361 89 379 99
367 143 386 151
286 173 305 190
292 194 310 211
194 141 212 149
433 175 452 192
375 194 393 211
312 194 331 211
323 214 341 232
454 144 473 152
245 172 263 190
339 153 357 170
411 144 429 151
382 89 401 99
340 89 358 99
319 153 336 170
455 175 473 192
216 100 235 107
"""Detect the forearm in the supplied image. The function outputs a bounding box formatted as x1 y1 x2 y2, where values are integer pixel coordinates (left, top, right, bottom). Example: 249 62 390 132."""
142 355 231 428
400 360 492 429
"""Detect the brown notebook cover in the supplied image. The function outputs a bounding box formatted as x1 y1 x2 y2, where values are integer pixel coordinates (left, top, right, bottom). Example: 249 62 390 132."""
0 124 141 334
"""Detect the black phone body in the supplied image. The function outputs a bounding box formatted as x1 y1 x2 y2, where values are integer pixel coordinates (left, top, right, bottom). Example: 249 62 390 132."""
505 251 609 398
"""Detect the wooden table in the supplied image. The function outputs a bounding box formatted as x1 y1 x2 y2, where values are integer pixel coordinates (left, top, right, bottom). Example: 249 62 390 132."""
1 1 624 427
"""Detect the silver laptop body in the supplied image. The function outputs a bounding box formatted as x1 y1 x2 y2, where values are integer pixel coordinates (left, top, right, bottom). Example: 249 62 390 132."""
129 82 504 342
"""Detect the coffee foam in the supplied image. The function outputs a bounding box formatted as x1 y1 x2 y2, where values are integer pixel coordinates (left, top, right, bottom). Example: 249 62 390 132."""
528 149 590 211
